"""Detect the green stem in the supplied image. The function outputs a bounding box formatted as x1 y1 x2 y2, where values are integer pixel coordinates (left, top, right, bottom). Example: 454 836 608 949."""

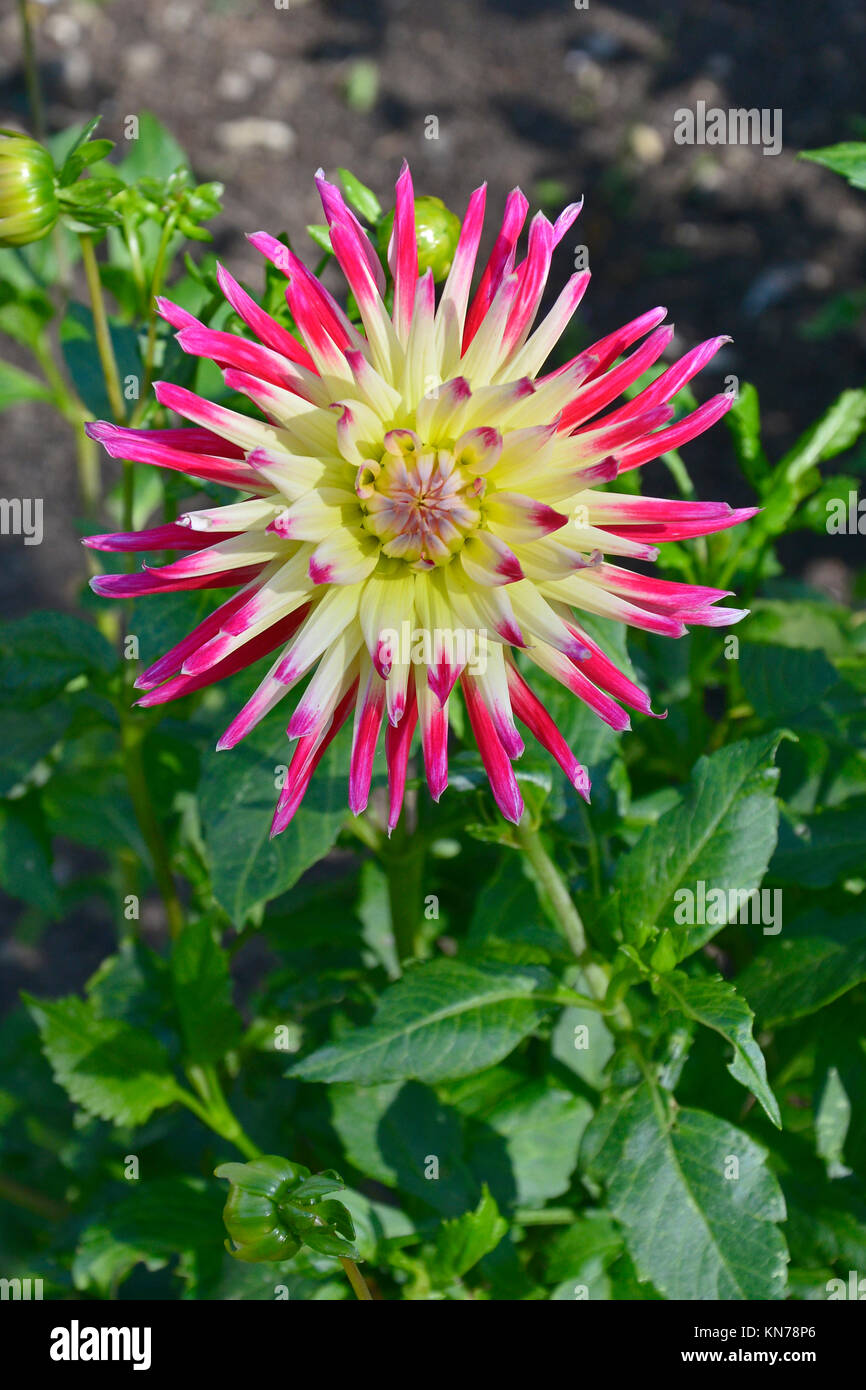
131 212 178 424
16 0 45 142
79 234 125 423
0 1173 67 1223
119 706 185 939
515 821 587 959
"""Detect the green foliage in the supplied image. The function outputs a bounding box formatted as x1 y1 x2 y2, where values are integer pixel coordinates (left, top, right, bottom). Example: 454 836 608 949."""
1 113 865 1303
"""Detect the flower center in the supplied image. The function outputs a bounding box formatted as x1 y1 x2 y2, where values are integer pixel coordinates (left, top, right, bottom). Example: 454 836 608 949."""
359 431 482 569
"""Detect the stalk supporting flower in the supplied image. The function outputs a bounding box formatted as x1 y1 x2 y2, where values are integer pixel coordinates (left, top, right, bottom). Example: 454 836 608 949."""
86 164 754 833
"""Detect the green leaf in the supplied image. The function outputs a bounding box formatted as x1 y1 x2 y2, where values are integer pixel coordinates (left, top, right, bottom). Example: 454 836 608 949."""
739 911 866 1026
550 986 615 1090
0 611 115 708
430 1186 507 1283
25 993 181 1127
603 732 786 957
725 382 770 488
772 801 866 887
800 142 866 191
0 704 73 796
581 1084 788 1299
0 359 54 411
199 718 350 923
170 917 241 1064
60 302 142 421
329 1080 476 1215
467 1080 593 1206
114 111 189 184
0 801 58 915
337 168 382 223
740 643 841 723
655 971 780 1126
73 1178 223 1296
777 387 866 483
290 958 557 1085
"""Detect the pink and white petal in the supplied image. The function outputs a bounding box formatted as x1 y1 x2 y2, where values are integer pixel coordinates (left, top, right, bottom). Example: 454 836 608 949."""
484 491 568 544
616 394 736 473
522 638 632 732
459 530 524 587
502 271 591 382
286 628 363 739
216 262 317 370
137 608 308 714
358 568 417 678
389 161 419 344
558 326 676 432
416 667 449 802
85 420 261 492
271 675 359 836
386 677 419 833
273 583 365 686
348 656 387 814
505 661 590 799
436 184 487 371
308 528 379 586
472 642 524 758
463 187 529 350
461 674 524 824
83 522 214 553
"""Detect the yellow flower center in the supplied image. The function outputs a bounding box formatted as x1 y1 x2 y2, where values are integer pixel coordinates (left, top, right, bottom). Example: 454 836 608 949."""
358 430 483 570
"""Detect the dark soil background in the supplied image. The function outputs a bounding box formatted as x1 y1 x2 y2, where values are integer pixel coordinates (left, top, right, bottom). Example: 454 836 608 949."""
2 0 866 616
1 0 865 997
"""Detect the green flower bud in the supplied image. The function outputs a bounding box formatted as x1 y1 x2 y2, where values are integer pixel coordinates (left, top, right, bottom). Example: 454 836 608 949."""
377 195 462 283
215 1157 357 1263
0 130 58 248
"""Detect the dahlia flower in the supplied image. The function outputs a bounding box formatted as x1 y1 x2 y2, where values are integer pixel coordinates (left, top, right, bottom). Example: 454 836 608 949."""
86 164 753 834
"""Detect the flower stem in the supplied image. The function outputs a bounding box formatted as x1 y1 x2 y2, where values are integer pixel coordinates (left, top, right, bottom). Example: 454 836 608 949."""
79 234 126 423
515 821 587 958
16 0 45 142
119 705 185 939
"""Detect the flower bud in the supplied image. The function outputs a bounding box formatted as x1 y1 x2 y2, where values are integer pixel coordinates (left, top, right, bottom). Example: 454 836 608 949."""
378 195 462 283
0 131 58 247
215 1156 357 1263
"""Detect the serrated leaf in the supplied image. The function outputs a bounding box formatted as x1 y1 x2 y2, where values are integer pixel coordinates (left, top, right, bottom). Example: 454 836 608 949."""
0 611 115 709
430 1186 507 1282
170 917 241 1064
604 732 786 958
25 994 181 1127
656 971 780 1126
290 958 557 1085
467 1080 593 1206
329 1080 476 1215
581 1084 788 1299
739 911 866 1026
200 719 350 923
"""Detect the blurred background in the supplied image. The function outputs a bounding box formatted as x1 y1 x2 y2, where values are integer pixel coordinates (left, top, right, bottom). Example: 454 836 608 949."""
1 0 866 620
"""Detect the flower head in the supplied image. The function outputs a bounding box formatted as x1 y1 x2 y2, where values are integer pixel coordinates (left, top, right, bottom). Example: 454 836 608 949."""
86 163 754 834
0 130 58 247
